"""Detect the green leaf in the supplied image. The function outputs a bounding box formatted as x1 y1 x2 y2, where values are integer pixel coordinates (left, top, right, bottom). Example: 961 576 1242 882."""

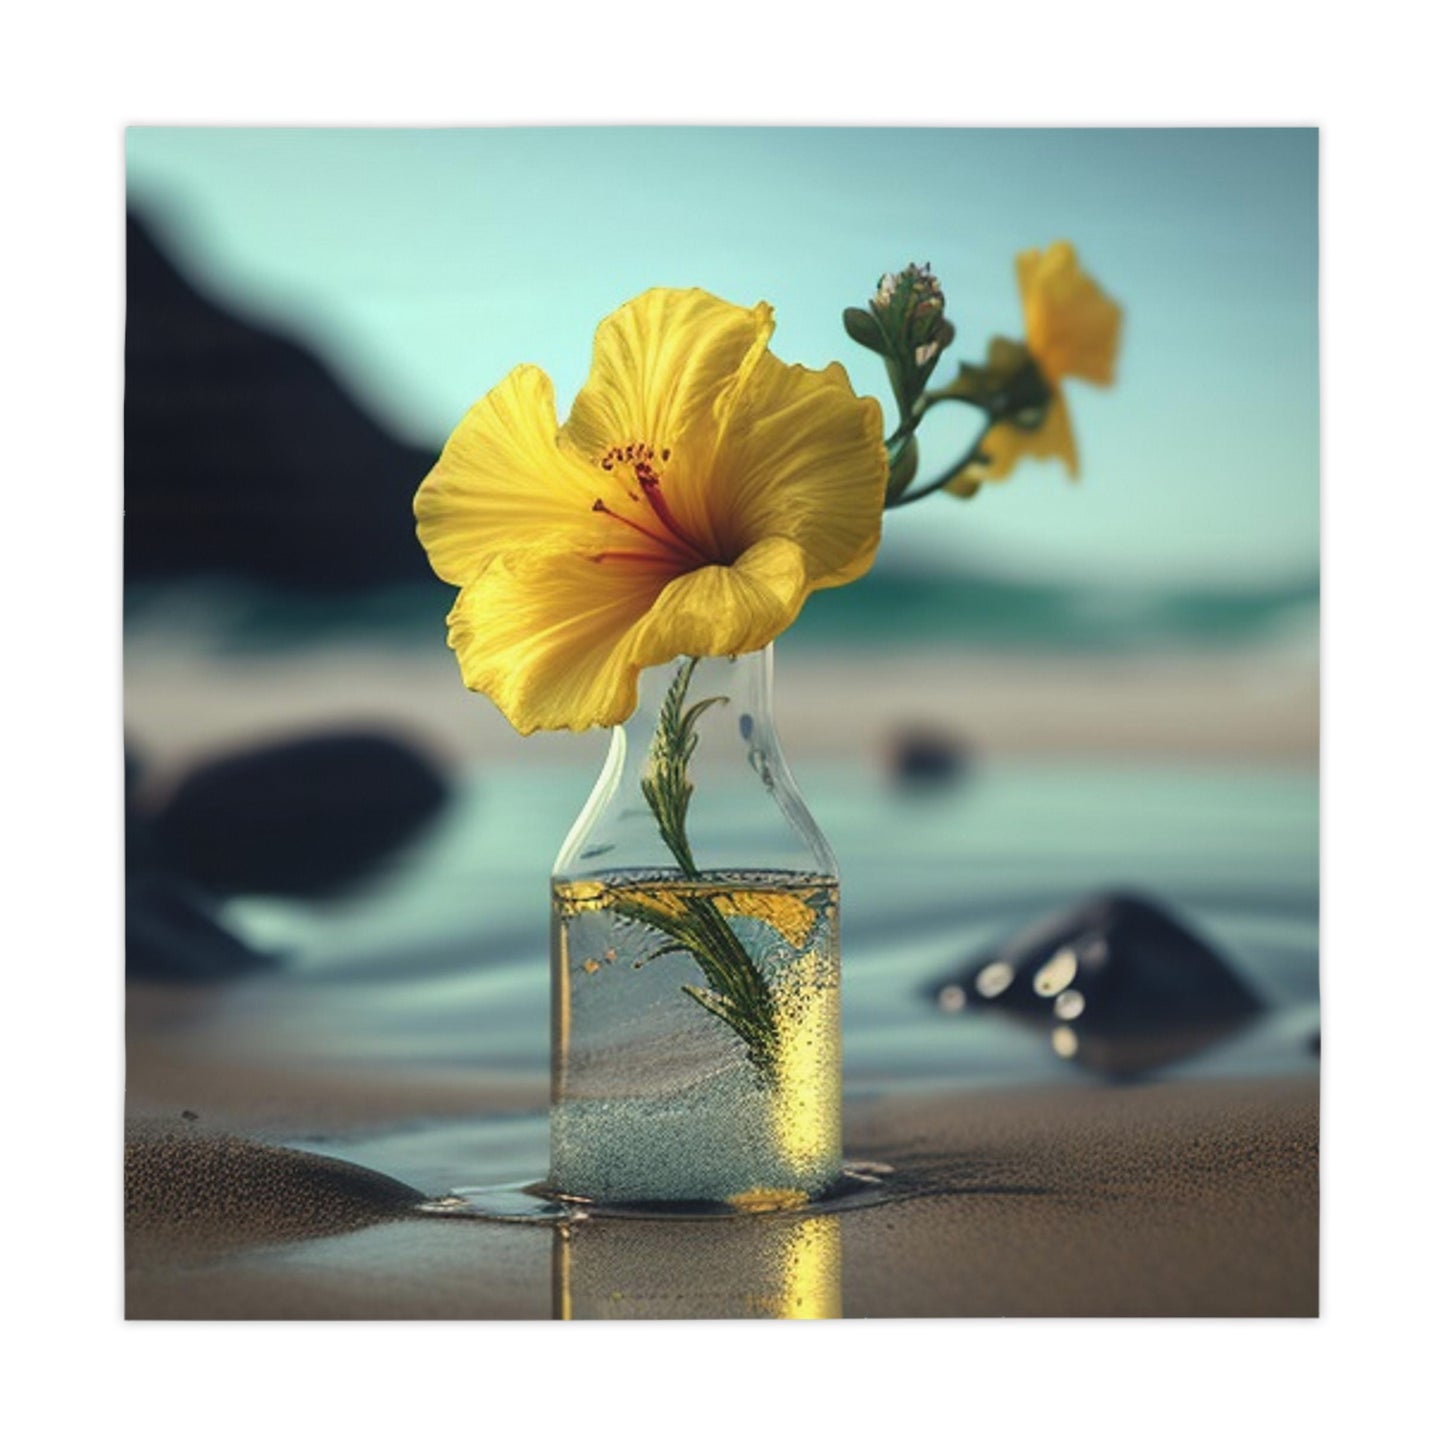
843 306 888 355
680 694 726 747
642 658 711 877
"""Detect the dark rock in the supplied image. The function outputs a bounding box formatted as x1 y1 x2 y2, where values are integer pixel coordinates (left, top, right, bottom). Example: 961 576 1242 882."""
927 891 1264 1078
889 726 971 789
126 741 279 980
124 208 444 591
126 873 277 980
149 729 449 898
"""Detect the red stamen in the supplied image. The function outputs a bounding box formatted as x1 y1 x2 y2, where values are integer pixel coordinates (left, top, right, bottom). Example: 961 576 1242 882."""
591 498 697 563
634 461 704 559
591 442 711 566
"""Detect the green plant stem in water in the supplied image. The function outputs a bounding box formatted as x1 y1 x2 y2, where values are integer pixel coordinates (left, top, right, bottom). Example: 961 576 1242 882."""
625 657 782 1083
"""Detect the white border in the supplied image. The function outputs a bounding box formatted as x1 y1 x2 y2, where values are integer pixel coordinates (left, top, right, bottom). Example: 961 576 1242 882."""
6 0 1439 1438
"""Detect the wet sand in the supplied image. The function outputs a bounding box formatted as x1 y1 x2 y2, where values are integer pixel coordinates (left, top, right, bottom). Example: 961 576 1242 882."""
126 993 1318 1319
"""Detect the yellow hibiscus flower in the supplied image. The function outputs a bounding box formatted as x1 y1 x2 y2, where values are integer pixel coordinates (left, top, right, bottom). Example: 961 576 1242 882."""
415 288 888 734
948 242 1122 496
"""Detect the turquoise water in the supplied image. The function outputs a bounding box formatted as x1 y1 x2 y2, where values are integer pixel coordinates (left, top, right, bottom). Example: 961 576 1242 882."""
125 569 1319 656
228 758 1319 1092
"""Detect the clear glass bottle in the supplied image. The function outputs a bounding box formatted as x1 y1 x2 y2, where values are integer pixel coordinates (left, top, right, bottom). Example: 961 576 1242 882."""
548 646 842 1205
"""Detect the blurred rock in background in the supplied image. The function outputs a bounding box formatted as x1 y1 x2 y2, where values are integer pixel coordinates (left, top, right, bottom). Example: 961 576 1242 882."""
125 730 450 979
148 729 450 899
887 724 973 790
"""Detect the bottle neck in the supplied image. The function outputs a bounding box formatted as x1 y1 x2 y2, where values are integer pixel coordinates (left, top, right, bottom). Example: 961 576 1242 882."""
553 644 835 881
619 647 776 772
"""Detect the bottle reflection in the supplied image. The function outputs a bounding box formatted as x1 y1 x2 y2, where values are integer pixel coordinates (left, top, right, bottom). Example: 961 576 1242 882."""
553 1211 842 1320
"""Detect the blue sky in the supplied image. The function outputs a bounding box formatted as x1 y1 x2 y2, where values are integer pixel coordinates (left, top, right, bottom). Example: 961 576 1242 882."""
127 127 1318 591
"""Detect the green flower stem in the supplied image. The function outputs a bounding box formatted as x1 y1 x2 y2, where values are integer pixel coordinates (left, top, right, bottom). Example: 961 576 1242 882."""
887 409 997 510
884 390 944 451
632 656 782 1082
883 392 945 501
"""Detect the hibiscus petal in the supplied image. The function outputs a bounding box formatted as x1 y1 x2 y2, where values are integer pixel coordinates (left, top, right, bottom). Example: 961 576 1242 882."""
1019 243 1123 387
446 546 676 734
560 290 777 565
633 537 811 662
415 365 599 585
563 289 774 468
705 353 887 589
446 537 810 734
947 387 1079 493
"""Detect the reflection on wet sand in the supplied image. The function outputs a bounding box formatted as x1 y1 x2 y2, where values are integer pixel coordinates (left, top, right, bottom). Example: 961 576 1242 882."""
553 1212 842 1320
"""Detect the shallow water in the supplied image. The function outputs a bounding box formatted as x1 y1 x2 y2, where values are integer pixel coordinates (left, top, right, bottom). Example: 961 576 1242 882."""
228 756 1319 1098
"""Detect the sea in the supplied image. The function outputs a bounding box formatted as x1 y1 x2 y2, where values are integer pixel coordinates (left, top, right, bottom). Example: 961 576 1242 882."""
127 567 1319 1125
